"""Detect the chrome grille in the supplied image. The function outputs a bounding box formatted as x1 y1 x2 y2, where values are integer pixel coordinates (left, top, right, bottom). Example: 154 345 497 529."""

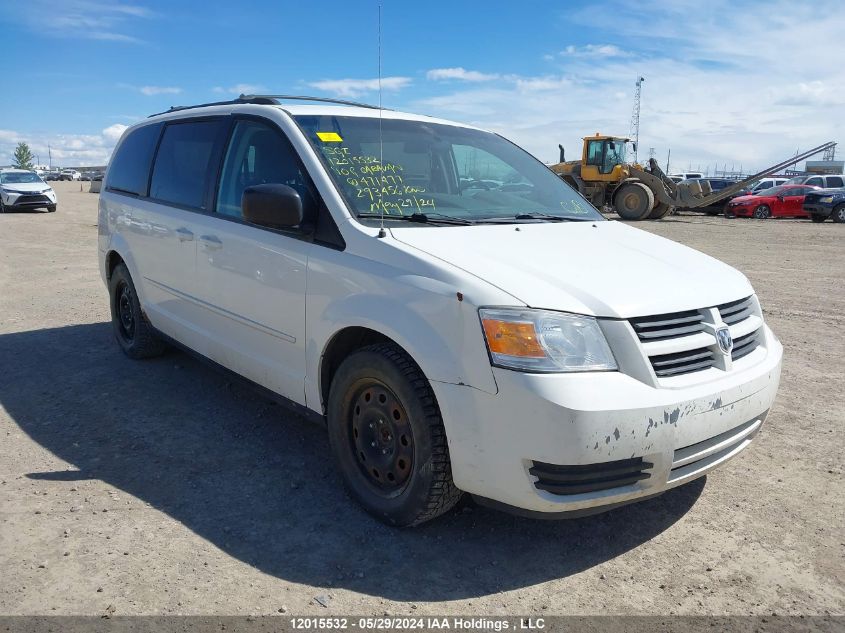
630 296 763 380
731 330 759 361
718 296 755 325
649 346 717 377
629 310 705 342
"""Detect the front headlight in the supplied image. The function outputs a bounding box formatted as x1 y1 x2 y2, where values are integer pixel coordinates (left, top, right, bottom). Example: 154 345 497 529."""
479 308 617 373
819 196 834 203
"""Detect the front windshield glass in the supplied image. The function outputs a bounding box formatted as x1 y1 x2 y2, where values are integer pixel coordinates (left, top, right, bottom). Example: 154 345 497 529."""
294 115 601 222
0 172 43 184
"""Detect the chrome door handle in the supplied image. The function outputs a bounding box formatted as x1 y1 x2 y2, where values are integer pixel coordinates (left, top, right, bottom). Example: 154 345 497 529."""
199 235 223 250
175 227 194 242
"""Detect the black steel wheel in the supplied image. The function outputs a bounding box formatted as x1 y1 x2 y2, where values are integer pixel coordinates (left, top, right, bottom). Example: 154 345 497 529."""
753 205 771 219
108 263 167 359
327 343 463 526
832 205 845 223
349 381 414 495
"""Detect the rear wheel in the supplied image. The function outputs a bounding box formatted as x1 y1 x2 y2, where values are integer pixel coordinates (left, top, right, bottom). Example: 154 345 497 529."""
752 205 771 219
810 214 826 223
647 201 672 219
326 343 462 526
614 182 655 220
108 263 167 359
832 205 845 223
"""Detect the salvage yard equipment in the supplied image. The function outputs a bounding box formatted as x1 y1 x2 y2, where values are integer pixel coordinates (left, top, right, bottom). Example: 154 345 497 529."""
551 135 836 220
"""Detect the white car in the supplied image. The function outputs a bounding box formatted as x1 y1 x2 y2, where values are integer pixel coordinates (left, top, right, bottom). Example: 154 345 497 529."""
0 169 57 212
749 177 789 193
669 172 704 182
60 169 81 181
98 96 783 526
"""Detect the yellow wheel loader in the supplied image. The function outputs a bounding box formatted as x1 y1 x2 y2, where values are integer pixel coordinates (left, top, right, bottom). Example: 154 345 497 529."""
551 135 836 220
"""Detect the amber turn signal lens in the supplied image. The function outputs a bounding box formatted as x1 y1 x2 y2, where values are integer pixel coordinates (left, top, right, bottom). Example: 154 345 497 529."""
481 318 546 358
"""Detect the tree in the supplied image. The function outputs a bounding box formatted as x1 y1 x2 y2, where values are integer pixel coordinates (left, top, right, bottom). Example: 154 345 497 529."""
12 142 34 170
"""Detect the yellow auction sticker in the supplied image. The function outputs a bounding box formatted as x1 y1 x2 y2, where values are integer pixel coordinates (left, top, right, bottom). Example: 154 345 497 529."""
317 132 343 142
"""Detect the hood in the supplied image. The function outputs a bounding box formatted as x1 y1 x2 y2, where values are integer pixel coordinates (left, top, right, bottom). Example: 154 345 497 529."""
391 220 752 319
731 194 760 204
1 181 51 192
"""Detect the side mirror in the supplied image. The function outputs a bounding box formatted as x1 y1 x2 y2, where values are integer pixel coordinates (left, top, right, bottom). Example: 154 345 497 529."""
776 195 784 202
242 184 303 229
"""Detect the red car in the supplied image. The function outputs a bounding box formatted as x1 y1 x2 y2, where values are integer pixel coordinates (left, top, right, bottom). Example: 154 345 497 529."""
725 184 820 219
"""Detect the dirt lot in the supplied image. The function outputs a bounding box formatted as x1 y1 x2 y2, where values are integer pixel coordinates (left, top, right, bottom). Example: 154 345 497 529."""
1 180 843 617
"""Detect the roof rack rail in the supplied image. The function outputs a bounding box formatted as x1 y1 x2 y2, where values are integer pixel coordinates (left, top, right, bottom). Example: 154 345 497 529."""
148 94 388 118
239 94 388 110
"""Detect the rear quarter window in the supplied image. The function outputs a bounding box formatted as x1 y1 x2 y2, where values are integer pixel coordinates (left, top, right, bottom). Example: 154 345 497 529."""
106 123 162 196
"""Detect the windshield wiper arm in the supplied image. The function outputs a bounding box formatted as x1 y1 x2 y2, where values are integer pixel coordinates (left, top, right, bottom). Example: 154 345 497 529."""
356 212 475 225
474 213 591 223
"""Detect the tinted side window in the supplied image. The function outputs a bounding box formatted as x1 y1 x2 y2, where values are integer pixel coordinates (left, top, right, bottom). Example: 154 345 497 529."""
805 177 824 187
106 123 162 196
216 120 317 221
150 120 228 209
826 176 843 188
709 180 727 190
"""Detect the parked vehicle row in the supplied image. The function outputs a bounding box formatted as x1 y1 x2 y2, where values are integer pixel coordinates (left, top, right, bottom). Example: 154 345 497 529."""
98 96 782 526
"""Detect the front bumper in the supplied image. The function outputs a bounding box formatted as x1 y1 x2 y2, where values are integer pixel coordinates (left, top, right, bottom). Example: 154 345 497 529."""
2 191 56 210
802 203 832 217
434 325 782 515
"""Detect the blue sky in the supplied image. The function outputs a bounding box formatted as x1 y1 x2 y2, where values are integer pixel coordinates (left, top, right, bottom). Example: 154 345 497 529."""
1 0 843 171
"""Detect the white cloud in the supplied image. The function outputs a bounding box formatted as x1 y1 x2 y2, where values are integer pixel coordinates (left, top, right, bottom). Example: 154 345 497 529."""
308 77 411 98
0 124 131 167
139 85 182 96
426 67 500 82
6 1 152 43
561 44 627 58
212 84 268 95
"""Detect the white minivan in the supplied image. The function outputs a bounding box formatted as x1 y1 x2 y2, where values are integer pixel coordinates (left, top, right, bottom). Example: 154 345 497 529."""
99 96 783 526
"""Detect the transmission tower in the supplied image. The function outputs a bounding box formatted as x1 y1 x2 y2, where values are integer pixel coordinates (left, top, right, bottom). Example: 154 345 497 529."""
822 143 837 161
630 76 644 163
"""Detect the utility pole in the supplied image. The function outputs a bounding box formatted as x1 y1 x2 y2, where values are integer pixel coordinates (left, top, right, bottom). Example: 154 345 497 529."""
630 76 644 163
665 148 671 173
48 144 52 169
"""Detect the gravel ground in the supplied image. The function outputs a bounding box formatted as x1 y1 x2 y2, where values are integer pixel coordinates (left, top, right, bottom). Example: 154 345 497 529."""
0 181 842 618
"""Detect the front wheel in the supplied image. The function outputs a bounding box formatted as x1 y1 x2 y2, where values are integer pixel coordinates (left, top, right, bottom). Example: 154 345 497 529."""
614 182 655 220
47 205 57 213
753 205 771 219
108 263 167 359
832 205 845 223
810 214 826 223
326 343 463 526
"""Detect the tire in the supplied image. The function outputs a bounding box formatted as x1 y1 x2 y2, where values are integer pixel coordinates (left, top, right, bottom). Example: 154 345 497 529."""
0 198 5 213
47 205 57 213
647 201 672 219
326 342 463 526
832 205 845 223
614 182 654 220
752 205 771 219
810 214 826 223
108 263 167 359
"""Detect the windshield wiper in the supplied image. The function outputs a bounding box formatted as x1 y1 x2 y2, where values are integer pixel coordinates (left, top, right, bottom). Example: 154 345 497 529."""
356 212 475 225
475 212 593 223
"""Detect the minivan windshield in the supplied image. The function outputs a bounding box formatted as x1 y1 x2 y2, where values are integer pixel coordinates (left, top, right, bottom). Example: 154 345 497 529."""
0 172 43 184
294 115 601 223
